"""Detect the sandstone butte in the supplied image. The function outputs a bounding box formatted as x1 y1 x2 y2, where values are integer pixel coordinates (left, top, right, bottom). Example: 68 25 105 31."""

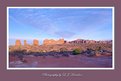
24 40 28 46
43 39 65 45
15 39 39 46
33 39 39 46
15 39 65 46
15 40 21 46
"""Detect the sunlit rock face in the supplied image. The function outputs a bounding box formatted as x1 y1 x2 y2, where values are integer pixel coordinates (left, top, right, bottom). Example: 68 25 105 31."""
15 40 21 46
33 39 39 46
43 39 65 45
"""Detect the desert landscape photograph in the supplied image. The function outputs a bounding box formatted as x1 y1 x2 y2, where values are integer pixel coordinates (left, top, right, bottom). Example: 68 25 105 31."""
7 7 114 69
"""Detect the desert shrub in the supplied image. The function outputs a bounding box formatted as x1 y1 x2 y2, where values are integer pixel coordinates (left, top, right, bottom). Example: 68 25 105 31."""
95 46 102 51
17 53 24 61
62 53 69 57
72 48 83 55
85 48 95 57
54 54 60 58
10 50 26 55
95 46 106 55
33 52 41 57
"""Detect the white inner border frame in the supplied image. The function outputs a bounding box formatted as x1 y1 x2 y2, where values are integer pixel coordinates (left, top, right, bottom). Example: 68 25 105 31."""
7 7 115 70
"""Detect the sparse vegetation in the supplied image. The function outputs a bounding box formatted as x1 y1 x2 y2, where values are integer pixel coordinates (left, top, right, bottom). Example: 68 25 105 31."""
73 48 82 55
9 42 112 68
9 42 112 58
85 48 96 57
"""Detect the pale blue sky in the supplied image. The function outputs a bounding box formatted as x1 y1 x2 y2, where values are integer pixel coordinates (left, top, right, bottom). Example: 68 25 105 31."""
9 8 113 45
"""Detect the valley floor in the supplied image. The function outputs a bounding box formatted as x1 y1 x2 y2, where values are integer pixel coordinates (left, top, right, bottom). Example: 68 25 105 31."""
9 54 112 68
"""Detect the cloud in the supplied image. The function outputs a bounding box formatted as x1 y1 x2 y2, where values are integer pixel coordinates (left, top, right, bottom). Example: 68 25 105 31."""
55 31 76 38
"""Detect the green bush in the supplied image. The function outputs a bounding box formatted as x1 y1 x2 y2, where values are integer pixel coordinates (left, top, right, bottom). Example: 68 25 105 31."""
72 48 82 55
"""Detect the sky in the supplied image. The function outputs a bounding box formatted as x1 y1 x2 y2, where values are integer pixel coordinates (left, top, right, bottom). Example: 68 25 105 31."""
8 7 113 45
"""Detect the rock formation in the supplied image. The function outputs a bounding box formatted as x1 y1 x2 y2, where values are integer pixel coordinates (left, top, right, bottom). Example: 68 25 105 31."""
24 40 28 46
68 39 111 44
33 39 39 46
15 40 21 46
14 39 112 46
43 39 65 45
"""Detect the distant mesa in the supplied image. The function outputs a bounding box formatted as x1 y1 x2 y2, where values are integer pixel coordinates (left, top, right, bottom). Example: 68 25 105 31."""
68 39 112 44
69 39 96 44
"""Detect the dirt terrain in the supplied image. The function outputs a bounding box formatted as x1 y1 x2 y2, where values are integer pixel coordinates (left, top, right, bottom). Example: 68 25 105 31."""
9 54 112 68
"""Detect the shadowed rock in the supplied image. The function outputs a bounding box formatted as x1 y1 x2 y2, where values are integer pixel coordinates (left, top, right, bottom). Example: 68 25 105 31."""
24 40 28 46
